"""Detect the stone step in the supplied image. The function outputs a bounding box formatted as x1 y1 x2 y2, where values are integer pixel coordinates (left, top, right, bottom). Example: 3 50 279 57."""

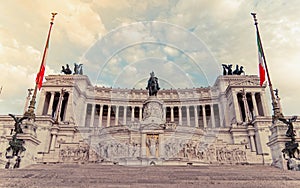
0 164 300 187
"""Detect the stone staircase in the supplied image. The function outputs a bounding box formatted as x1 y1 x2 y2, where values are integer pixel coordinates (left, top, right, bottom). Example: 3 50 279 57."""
0 164 300 187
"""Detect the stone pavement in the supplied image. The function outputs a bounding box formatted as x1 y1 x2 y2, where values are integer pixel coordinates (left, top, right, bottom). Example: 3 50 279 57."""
0 164 300 188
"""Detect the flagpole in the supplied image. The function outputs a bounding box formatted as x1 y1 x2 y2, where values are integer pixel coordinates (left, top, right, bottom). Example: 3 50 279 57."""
251 13 282 121
24 13 57 120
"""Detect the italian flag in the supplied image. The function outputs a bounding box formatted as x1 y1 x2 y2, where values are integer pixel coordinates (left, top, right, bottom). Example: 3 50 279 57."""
256 32 266 87
35 24 51 90
36 64 45 90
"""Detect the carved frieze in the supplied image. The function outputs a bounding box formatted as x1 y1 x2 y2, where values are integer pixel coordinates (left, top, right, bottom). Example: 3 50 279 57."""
59 143 89 162
163 139 247 164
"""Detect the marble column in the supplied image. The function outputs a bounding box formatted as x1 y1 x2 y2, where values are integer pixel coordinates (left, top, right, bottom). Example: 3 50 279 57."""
115 105 119 126
251 92 258 117
107 105 111 127
248 130 256 152
194 105 198 127
47 92 55 116
83 103 88 127
220 95 229 128
139 107 143 122
178 106 182 125
260 92 269 116
243 92 251 122
210 104 215 128
202 105 207 128
233 92 242 123
50 134 57 151
90 103 95 127
63 91 71 122
131 106 135 122
186 106 190 126
99 105 103 127
218 103 224 128
163 106 166 121
123 106 127 125
54 91 65 122
50 127 58 151
170 106 174 122
34 89 43 114
250 136 256 152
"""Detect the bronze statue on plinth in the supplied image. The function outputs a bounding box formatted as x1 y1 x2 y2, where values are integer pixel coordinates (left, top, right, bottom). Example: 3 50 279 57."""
5 114 28 169
146 71 160 96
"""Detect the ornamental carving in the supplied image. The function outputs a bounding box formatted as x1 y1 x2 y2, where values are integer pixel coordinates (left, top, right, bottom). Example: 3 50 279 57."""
143 101 163 120
163 139 247 164
94 141 141 160
59 144 89 162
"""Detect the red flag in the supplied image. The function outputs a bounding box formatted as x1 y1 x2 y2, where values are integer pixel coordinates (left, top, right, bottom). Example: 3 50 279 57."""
256 31 266 86
35 21 52 90
36 64 45 90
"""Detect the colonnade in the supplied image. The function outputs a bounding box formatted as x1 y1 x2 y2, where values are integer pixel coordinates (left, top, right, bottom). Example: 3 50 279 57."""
83 103 221 128
233 91 266 123
41 91 69 121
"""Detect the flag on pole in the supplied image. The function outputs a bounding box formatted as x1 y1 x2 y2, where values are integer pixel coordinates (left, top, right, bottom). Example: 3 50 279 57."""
35 60 46 90
256 31 266 86
35 19 53 90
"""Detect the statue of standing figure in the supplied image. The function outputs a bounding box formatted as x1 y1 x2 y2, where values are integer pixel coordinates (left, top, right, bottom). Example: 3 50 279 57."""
147 135 158 157
146 71 160 96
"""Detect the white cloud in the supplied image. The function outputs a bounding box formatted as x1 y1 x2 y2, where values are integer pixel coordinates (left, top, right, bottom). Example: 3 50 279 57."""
0 63 35 114
1 0 300 115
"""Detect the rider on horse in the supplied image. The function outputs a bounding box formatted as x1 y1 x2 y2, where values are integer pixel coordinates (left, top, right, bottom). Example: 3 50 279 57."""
146 71 160 96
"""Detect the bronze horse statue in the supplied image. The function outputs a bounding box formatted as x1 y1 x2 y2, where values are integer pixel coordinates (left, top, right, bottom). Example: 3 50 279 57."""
146 72 160 96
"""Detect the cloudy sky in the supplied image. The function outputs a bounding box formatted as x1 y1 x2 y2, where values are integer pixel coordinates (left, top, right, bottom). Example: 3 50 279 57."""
0 0 299 116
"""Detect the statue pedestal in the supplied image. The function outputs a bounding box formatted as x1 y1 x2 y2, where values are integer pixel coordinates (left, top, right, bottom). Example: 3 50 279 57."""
267 123 294 169
142 96 164 125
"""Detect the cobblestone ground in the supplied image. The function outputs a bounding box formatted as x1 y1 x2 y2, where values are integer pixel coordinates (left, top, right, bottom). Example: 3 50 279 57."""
0 164 300 188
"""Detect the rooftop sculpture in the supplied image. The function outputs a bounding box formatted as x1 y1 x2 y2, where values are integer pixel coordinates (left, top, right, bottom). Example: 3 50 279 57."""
61 63 83 75
222 64 245 75
61 64 72 74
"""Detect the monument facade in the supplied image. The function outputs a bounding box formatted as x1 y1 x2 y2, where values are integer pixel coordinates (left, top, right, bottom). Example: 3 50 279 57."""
0 72 299 167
